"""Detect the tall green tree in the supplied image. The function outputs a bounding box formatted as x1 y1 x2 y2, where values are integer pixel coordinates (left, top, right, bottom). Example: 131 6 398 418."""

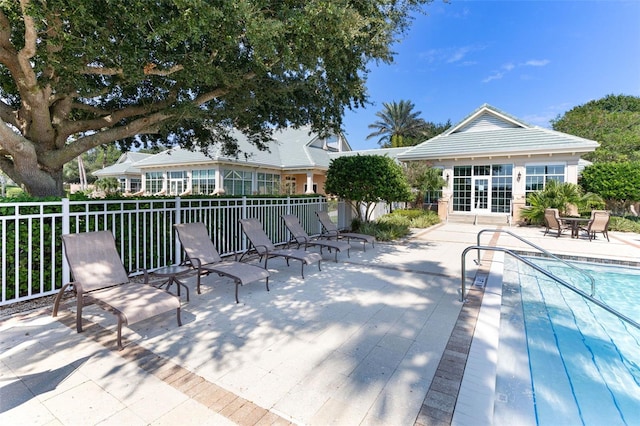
0 0 433 197
325 155 412 222
551 94 640 163
366 100 451 147
404 162 446 208
580 162 640 213
366 100 426 147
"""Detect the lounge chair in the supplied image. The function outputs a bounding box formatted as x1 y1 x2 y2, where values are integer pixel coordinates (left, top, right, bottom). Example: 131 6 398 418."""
316 210 375 251
53 231 182 350
174 222 271 303
238 218 322 278
543 208 569 238
583 210 610 242
281 214 351 262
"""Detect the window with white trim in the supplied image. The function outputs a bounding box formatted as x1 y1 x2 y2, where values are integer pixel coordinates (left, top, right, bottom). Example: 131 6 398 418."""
525 164 565 203
223 169 252 195
257 172 281 195
192 169 216 194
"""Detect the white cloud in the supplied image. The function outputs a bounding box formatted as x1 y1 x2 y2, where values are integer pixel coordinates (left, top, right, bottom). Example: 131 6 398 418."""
523 59 550 67
482 72 505 83
483 59 550 83
447 47 472 63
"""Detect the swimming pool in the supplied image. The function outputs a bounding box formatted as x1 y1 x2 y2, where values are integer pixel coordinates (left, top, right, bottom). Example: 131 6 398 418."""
498 257 640 426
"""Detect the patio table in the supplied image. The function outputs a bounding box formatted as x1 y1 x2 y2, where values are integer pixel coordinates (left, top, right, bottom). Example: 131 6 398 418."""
561 216 590 239
148 265 192 301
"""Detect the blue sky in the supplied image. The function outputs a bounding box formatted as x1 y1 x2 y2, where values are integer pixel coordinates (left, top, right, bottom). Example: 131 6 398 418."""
342 0 640 150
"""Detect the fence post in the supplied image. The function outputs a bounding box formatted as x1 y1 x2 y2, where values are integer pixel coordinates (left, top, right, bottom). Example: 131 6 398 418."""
174 197 181 265
61 198 70 287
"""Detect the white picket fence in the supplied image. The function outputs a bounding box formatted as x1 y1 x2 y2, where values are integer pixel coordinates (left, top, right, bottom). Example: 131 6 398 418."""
0 196 336 306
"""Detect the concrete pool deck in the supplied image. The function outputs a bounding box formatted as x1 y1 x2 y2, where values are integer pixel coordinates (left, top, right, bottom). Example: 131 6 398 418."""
2 223 639 425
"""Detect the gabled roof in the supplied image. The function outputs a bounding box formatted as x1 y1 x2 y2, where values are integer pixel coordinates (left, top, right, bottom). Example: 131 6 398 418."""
133 126 346 171
398 104 599 161
93 152 153 177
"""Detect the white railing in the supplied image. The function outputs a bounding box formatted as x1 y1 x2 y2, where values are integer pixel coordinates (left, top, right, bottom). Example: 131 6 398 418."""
0 196 327 306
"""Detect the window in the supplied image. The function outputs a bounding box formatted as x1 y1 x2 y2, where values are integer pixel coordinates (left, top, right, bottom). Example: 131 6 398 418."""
257 172 281 195
491 164 513 213
223 169 252 195
525 164 565 203
192 169 216 195
284 176 296 195
453 166 472 212
130 178 141 193
145 172 164 194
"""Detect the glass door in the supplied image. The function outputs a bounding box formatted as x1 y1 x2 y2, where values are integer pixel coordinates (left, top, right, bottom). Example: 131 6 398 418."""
169 179 184 195
473 178 489 212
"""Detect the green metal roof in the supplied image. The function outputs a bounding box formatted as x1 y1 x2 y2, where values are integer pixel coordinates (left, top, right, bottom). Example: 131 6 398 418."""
92 152 153 177
398 104 599 161
133 126 344 170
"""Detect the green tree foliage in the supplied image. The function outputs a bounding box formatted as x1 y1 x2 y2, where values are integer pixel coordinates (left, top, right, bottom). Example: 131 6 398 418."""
520 180 604 224
366 100 451 147
0 1 433 197
403 162 446 207
94 177 121 196
325 155 413 222
551 94 640 163
580 162 640 213
64 144 123 183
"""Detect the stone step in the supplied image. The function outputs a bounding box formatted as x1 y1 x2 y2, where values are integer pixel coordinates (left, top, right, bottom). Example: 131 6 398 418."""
447 214 511 226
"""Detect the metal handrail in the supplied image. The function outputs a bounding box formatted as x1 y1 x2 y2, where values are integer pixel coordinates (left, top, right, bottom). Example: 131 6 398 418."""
460 245 640 330
475 229 596 296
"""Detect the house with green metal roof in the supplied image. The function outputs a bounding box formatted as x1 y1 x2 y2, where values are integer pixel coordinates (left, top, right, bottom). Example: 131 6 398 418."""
397 104 599 223
93 104 598 223
93 151 153 194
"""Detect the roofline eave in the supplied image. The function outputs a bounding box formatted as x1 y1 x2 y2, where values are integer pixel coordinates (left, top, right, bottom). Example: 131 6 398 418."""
398 146 599 162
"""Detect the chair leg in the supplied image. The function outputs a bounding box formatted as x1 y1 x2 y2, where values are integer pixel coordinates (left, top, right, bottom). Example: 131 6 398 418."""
52 283 73 318
117 315 124 351
265 276 270 292
235 281 240 304
76 296 84 333
177 307 182 327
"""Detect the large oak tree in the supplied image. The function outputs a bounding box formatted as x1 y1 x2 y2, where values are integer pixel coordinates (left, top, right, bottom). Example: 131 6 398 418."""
0 0 432 196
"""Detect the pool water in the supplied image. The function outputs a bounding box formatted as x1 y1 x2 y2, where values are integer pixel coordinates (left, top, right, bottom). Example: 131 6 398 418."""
503 258 640 426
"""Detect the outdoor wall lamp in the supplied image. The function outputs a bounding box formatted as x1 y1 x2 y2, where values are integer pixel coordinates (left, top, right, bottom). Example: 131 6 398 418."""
445 173 450 183
517 172 522 182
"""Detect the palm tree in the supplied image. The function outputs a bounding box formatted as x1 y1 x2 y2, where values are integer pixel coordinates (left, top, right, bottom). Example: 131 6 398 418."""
520 180 604 224
366 100 427 148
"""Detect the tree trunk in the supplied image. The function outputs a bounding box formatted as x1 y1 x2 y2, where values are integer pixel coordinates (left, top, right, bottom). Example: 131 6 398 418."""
22 168 64 197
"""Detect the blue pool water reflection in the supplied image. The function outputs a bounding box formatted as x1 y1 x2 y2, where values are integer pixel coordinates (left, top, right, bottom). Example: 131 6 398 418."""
503 257 640 426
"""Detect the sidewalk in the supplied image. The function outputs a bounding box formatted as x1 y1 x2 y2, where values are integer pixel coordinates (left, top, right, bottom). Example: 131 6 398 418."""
2 223 639 425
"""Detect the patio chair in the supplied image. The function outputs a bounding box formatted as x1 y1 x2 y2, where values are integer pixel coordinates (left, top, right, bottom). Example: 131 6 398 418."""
316 210 375 251
238 218 322 278
583 210 610 242
281 214 351 262
174 222 271 303
543 208 569 238
53 231 182 350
